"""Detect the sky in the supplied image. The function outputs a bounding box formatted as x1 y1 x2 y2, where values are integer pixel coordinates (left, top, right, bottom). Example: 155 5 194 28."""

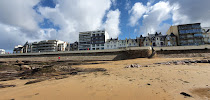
0 0 210 52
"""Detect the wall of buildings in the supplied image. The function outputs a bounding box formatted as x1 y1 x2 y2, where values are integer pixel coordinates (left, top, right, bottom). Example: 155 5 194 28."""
20 40 67 53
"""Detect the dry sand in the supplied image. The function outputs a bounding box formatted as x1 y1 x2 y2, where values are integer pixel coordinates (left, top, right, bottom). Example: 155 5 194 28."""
0 57 209 100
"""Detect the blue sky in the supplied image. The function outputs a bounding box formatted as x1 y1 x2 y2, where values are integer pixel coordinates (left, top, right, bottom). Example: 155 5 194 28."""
0 0 210 52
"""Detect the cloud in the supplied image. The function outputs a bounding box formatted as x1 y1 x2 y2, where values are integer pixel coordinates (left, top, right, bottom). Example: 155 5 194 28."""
0 0 44 50
0 23 27 50
141 1 172 35
169 0 210 27
104 9 121 38
0 0 42 32
128 2 146 26
125 0 131 10
129 1 172 35
38 0 113 42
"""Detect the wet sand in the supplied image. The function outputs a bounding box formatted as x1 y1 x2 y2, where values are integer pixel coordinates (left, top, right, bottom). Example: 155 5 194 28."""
0 57 209 100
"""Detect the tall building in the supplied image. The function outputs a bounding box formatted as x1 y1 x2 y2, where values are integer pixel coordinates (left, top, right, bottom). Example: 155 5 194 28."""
79 30 109 50
22 40 67 53
167 23 204 46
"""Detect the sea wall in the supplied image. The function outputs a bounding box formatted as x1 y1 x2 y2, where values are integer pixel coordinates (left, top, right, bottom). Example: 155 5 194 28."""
0 47 152 61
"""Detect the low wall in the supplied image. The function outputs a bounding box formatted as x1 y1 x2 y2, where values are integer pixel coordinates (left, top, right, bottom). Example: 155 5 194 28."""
0 47 152 61
154 45 210 51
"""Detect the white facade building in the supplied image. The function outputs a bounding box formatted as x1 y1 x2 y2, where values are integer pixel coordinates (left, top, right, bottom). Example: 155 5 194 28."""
105 38 139 49
0 49 5 54
104 38 118 49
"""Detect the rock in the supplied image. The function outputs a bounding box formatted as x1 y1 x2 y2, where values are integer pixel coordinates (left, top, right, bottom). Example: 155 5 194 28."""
180 92 192 97
154 63 161 65
0 84 16 88
144 65 149 67
21 65 31 70
0 61 7 63
201 60 208 63
124 66 130 68
69 71 78 75
147 83 151 85
196 60 201 63
189 60 197 63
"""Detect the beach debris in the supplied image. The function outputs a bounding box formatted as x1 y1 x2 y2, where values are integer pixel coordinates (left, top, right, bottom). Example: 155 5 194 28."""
154 59 210 66
124 64 142 68
180 92 192 97
147 83 151 85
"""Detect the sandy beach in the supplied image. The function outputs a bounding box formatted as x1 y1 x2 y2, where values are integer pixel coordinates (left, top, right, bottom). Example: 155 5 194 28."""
0 57 209 100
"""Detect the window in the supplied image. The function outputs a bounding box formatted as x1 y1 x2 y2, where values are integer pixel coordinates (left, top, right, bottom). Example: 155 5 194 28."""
92 44 95 47
134 43 136 45
114 45 116 47
129 43 131 46
101 47 104 50
107 45 109 48
101 44 104 46
92 48 95 50
97 44 99 46
157 38 158 40
92 34 95 37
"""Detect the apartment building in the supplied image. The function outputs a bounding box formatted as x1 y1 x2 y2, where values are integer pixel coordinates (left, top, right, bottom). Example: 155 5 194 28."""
22 40 67 53
0 49 5 54
79 30 109 50
78 32 91 50
202 27 210 44
167 23 204 46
